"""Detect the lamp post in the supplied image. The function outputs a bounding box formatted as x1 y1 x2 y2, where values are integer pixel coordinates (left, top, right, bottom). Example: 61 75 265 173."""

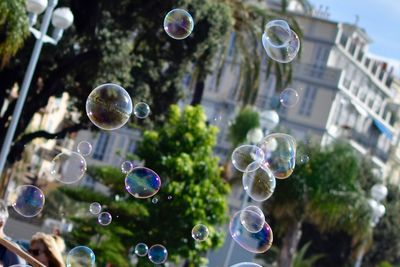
0 0 74 177
354 183 388 267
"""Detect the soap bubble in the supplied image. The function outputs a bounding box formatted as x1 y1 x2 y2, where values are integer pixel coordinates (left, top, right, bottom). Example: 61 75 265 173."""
192 224 209 242
12 185 45 217
298 154 309 164
66 246 95 267
262 29 300 63
89 202 101 215
10 265 32 267
148 244 168 264
164 9 194 40
121 161 133 174
230 263 263 267
280 88 299 108
258 133 296 179
152 197 158 204
242 163 276 202
50 151 87 184
125 167 161 199
134 102 151 119
240 206 265 233
77 141 92 156
134 243 148 257
232 145 265 172
86 83 133 130
98 212 112 226
264 20 292 47
229 210 273 253
167 195 173 200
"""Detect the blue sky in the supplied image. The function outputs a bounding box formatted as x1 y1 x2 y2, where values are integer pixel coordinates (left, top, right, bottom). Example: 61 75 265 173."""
309 0 400 62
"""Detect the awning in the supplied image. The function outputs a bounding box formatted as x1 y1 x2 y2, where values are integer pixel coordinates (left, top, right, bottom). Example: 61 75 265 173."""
373 119 393 140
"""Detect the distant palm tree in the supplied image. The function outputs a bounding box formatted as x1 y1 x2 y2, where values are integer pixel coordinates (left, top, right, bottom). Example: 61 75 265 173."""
190 0 311 106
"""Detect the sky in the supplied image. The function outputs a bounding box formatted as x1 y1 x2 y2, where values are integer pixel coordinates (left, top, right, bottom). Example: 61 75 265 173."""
309 0 400 75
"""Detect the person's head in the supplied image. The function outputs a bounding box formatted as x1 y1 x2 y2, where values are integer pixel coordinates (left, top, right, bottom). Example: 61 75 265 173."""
0 200 9 231
30 232 65 267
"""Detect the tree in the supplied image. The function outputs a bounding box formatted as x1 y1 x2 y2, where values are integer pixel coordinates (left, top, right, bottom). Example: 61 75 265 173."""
61 105 230 266
0 0 29 67
228 107 260 148
262 141 372 267
0 0 232 168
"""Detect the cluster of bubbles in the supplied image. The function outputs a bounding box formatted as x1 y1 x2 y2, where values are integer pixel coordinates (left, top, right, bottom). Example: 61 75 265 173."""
192 224 209 242
66 246 96 267
131 243 168 264
89 202 112 226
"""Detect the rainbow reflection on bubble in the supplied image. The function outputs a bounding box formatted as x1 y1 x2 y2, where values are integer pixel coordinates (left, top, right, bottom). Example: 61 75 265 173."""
125 167 161 199
230 263 263 267
163 9 194 40
229 210 273 254
12 185 45 217
258 133 296 179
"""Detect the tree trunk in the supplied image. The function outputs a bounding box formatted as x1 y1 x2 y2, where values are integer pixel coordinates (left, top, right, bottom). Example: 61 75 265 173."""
190 75 205 106
278 219 303 267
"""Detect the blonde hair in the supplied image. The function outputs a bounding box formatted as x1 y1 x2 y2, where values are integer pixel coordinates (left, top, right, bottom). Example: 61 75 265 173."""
30 232 65 267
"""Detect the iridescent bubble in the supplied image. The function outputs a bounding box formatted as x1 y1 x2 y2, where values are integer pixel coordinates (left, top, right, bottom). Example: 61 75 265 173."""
191 224 209 242
258 133 296 179
229 210 273 254
50 151 87 184
164 9 194 40
12 185 45 217
152 197 158 204
89 202 101 215
264 20 292 47
230 263 263 267
232 145 265 172
66 246 95 267
280 88 299 108
125 167 161 199
98 212 112 226
148 244 168 264
240 206 265 233
77 141 92 156
135 243 148 257
86 83 133 130
121 161 133 174
242 163 276 202
262 30 300 63
134 102 151 119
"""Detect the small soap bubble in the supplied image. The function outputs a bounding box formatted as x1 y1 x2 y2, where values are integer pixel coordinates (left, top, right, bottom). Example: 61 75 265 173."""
12 185 45 217
164 9 194 40
66 246 95 267
299 154 309 164
134 243 148 257
89 202 101 215
134 102 151 119
167 195 172 200
98 212 112 226
280 88 299 108
121 161 133 174
148 244 168 264
191 224 209 242
152 197 158 204
50 151 87 184
77 141 92 156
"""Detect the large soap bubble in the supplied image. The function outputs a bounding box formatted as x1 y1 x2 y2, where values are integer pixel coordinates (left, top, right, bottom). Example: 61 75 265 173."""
125 167 161 198
50 151 87 184
86 83 133 130
164 9 194 40
12 185 45 217
262 29 300 63
264 20 292 47
231 263 263 267
243 162 276 202
240 206 265 233
229 209 273 253
232 145 265 172
66 246 95 267
148 244 168 264
258 133 296 179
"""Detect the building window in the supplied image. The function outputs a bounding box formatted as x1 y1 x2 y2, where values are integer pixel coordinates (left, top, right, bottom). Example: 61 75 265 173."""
127 140 136 154
299 87 317 116
227 32 236 57
93 132 110 160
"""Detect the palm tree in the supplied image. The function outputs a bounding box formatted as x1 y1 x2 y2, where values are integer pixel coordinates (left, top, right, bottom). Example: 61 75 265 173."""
0 0 29 67
264 141 372 267
190 0 311 106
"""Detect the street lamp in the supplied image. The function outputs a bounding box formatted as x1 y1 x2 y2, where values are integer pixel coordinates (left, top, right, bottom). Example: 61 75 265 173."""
0 0 74 177
354 183 388 267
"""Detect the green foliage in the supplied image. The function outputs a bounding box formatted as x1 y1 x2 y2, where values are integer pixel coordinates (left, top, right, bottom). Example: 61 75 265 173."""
62 105 230 266
0 0 29 67
228 107 260 147
292 242 324 267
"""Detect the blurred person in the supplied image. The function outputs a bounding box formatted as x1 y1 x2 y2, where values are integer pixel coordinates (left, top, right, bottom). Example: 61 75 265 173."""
29 232 65 267
0 199 26 266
